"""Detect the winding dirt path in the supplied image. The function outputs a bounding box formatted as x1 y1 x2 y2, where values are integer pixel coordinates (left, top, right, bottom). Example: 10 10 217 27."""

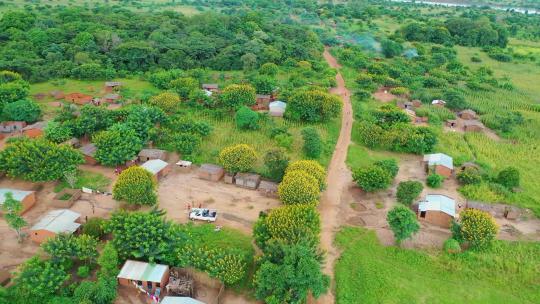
316 48 354 304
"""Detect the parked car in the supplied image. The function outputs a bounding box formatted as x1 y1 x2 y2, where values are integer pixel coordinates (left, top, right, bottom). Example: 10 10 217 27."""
189 208 217 222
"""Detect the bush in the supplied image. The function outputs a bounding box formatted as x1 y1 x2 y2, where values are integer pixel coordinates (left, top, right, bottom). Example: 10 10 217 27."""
274 133 293 150
286 89 342 122
259 62 279 76
149 91 181 113
454 209 498 250
235 106 259 130
389 87 409 96
169 77 199 99
396 181 423 205
77 266 90 278
82 217 105 239
443 238 461 254
353 165 392 192
286 160 326 191
218 144 257 173
264 149 289 182
2 99 41 123
278 170 320 204
471 56 482 62
496 167 520 189
427 173 444 188
112 166 157 205
457 168 482 185
387 204 420 245
374 159 399 179
301 127 323 159
220 84 256 109
44 121 72 143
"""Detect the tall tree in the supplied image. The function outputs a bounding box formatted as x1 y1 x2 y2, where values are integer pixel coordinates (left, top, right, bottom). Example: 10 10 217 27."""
387 205 420 245
1 192 27 242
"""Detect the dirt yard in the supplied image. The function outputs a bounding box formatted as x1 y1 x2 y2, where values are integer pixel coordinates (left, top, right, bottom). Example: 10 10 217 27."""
444 117 500 141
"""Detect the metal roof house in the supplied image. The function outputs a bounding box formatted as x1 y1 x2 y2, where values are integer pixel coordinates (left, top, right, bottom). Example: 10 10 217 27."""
269 101 287 117
0 189 36 214
30 209 81 243
417 194 456 228
22 121 46 138
198 164 225 182
141 159 171 180
423 153 453 177
138 149 167 162
431 99 446 107
117 260 170 294
161 297 205 304
79 143 98 165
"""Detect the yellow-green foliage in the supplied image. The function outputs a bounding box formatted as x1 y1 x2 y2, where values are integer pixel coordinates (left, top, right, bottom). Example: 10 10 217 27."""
286 160 327 190
459 209 499 250
218 144 257 173
112 166 157 205
278 170 320 204
149 91 181 113
265 204 320 244
220 84 256 108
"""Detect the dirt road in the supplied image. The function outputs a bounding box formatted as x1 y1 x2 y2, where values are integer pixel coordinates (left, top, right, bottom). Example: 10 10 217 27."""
316 47 354 304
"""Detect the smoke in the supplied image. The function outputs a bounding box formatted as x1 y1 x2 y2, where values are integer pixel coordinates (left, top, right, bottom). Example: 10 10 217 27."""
341 33 382 53
403 48 419 59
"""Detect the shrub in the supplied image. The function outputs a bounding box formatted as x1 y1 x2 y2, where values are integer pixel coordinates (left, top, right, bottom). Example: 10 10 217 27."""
443 238 461 254
44 121 72 143
235 106 259 130
149 91 181 113
374 159 399 179
218 144 257 173
286 160 326 191
427 173 444 188
457 168 482 185
278 170 320 205
77 266 90 278
496 167 520 189
387 204 420 245
82 217 105 239
286 89 342 122
454 209 498 250
220 84 256 109
264 149 289 182
396 181 423 205
389 87 409 96
301 127 323 159
274 133 293 150
169 77 199 99
353 165 392 192
471 56 482 62
2 99 41 122
112 166 157 205
259 62 279 76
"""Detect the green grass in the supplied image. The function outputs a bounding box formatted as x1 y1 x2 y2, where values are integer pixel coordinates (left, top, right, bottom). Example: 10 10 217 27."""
335 227 540 304
54 169 111 193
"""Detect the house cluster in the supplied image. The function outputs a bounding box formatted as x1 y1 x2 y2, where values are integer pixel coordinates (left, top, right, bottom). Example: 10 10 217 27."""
197 163 278 197
446 109 485 132
0 121 46 139
397 99 427 123
52 81 123 107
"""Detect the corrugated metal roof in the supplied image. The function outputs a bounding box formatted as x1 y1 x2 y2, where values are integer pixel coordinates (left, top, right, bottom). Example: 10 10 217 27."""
141 159 168 175
138 149 166 159
31 209 81 233
161 297 206 304
117 260 168 282
79 144 97 157
0 189 33 205
269 101 286 109
200 164 223 174
424 153 453 170
419 194 456 217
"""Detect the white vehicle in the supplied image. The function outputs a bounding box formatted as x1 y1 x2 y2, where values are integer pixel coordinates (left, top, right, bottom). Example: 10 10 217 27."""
189 208 217 222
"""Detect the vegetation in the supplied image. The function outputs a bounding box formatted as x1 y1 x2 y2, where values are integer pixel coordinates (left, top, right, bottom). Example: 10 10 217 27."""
285 160 327 191
235 106 259 130
301 127 323 159
427 173 445 188
264 148 289 182
1 192 27 242
113 166 157 206
1 99 40 123
396 181 424 205
387 205 420 245
286 89 341 122
278 170 320 205
353 159 398 192
218 144 257 174
453 209 499 250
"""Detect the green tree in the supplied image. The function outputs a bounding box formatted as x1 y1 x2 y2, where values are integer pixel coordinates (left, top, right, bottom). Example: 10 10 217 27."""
259 62 279 76
1 192 27 242
82 217 106 239
301 127 323 159
374 159 399 179
285 160 326 191
220 84 256 109
218 144 257 173
454 209 498 250
41 233 79 265
169 77 199 99
2 99 41 123
427 173 444 188
251 75 276 94
496 167 520 189
235 106 259 130
149 91 181 113
93 124 143 166
44 121 72 143
286 89 342 122
0 71 29 105
381 39 403 58
396 181 423 205
0 138 84 182
264 149 289 181
278 170 320 204
12 256 69 299
98 242 119 278
254 241 329 304
112 166 157 206
353 165 392 192
456 168 482 185
387 205 420 245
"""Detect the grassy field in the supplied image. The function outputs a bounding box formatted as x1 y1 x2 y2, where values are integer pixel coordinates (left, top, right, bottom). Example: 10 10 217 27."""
335 227 540 304
54 169 111 193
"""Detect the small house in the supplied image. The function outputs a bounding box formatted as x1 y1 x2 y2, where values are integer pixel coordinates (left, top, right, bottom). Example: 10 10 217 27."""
161 297 205 304
253 94 272 111
417 194 456 228
458 109 477 120
235 173 261 189
423 153 453 177
258 180 278 198
269 101 286 117
0 121 26 133
141 159 171 181
117 260 170 294
398 101 414 110
460 162 480 172
79 143 98 165
0 189 36 214
463 120 484 132
50 90 65 100
138 149 167 162
202 84 219 93
432 99 446 107
104 81 122 93
22 121 46 138
198 164 224 182
65 93 93 105
103 93 121 103
62 137 81 148
446 119 458 128
30 209 81 243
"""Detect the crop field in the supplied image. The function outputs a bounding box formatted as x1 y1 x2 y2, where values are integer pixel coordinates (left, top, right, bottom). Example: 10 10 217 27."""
335 227 540 304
